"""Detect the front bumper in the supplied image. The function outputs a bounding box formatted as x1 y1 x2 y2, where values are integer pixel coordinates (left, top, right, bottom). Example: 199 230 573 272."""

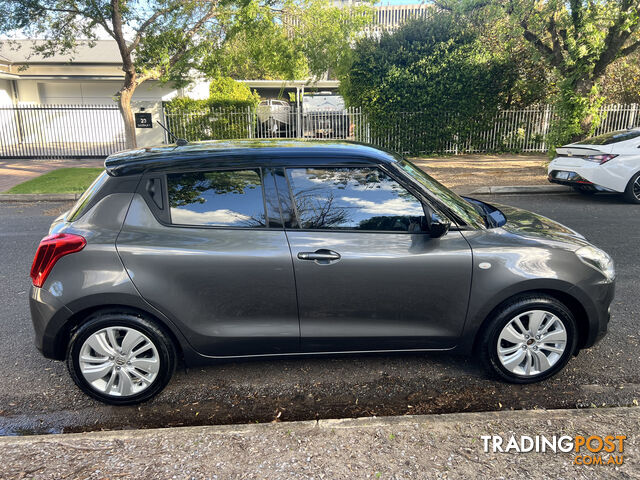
570 277 615 349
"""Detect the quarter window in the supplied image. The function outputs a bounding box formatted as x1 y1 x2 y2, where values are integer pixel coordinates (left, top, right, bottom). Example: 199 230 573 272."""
167 169 266 227
286 167 425 231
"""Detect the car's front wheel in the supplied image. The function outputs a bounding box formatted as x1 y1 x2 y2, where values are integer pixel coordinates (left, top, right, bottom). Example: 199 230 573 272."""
67 311 176 405
479 295 577 383
623 171 640 204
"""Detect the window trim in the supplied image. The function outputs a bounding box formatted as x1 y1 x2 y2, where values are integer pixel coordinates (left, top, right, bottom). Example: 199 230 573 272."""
163 166 277 230
282 164 439 234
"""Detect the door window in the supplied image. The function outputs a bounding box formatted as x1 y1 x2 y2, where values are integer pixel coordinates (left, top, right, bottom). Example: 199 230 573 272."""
286 167 425 231
167 169 266 227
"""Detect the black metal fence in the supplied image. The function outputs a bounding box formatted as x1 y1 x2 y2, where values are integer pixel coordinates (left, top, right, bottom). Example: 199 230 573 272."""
0 105 126 159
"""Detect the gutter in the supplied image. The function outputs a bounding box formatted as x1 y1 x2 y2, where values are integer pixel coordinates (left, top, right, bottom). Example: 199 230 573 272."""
0 70 19 79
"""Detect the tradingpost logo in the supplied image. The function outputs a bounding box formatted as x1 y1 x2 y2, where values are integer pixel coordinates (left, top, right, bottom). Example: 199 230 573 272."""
480 434 626 466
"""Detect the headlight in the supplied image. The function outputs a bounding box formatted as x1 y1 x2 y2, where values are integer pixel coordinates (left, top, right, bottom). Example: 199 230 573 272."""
576 246 615 281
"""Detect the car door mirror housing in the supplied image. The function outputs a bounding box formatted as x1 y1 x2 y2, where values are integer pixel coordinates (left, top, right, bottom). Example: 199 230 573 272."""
427 211 451 238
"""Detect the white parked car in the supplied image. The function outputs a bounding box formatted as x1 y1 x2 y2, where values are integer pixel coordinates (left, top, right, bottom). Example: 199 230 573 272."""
548 128 640 203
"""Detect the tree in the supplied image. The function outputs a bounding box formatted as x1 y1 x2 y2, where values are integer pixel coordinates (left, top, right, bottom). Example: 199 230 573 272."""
599 51 640 103
340 15 516 153
433 0 640 146
0 0 372 148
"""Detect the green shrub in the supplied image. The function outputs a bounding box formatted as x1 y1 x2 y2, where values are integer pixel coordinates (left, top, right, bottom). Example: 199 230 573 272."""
164 78 260 140
341 15 515 154
209 77 260 106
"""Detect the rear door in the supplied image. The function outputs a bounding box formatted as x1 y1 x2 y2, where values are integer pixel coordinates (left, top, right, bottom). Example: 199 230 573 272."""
117 167 300 357
276 163 473 352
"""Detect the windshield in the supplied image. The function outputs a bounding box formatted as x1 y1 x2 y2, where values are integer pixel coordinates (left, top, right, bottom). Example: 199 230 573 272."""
397 159 487 228
577 129 640 145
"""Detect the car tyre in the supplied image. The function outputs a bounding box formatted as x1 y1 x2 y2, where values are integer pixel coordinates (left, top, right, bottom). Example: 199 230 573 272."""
623 171 640 204
67 311 176 405
479 295 577 384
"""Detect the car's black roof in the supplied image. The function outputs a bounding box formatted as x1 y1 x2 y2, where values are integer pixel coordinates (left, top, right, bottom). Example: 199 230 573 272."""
105 140 400 176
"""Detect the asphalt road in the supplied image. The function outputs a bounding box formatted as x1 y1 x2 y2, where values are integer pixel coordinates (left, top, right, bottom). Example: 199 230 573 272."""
1 193 639 435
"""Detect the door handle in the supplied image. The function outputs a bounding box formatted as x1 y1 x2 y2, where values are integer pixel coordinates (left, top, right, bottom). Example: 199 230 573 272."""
297 249 341 264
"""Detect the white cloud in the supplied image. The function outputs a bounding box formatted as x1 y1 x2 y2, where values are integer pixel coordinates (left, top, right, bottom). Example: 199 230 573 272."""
340 196 423 216
171 208 255 226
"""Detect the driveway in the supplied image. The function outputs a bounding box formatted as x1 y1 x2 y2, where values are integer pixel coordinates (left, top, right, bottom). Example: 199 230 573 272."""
0 192 638 435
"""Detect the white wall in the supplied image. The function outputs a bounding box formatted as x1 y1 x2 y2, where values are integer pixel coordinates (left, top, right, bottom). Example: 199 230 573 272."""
0 79 13 104
37 80 180 105
16 80 40 104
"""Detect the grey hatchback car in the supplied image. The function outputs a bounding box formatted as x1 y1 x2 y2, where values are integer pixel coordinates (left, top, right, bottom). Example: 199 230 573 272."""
29 140 615 404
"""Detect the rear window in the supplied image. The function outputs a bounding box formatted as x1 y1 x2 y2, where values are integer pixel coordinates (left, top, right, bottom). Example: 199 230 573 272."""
578 129 640 145
167 169 266 227
68 170 109 222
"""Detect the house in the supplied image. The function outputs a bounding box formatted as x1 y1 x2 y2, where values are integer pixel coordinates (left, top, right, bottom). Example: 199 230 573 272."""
0 40 181 105
0 4 429 157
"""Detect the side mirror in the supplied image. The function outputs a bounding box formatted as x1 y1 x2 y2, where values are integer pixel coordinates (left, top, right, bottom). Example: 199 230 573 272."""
427 210 451 238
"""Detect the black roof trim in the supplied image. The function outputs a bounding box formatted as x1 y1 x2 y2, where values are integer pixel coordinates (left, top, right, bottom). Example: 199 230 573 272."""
104 140 399 176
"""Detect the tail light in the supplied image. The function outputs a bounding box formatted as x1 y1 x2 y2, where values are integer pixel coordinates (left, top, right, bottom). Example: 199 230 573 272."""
584 154 618 164
30 233 86 288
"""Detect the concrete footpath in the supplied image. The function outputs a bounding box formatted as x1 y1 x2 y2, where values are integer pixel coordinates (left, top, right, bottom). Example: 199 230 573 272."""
1 407 638 479
1 154 558 197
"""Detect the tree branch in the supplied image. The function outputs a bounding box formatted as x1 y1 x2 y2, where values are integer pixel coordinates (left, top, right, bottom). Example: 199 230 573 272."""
87 0 115 39
520 19 566 74
167 2 220 68
128 6 180 54
547 16 565 68
110 0 134 74
592 8 634 79
620 38 640 56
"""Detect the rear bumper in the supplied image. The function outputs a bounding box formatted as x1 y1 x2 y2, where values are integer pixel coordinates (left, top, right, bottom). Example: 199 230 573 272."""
548 170 596 187
30 286 73 359
548 158 626 192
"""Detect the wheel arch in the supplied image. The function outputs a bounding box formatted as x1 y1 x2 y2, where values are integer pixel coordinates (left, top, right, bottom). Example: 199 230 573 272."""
469 288 590 356
45 294 191 362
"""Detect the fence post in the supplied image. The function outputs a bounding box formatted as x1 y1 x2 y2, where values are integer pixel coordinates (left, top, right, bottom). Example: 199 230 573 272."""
246 106 252 139
542 105 552 152
629 104 638 129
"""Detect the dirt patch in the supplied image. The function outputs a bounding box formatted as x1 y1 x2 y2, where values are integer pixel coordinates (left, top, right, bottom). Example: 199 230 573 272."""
412 153 550 194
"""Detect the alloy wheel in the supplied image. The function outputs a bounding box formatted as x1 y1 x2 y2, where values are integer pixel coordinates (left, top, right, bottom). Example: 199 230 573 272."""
496 310 567 376
78 326 160 397
634 176 640 200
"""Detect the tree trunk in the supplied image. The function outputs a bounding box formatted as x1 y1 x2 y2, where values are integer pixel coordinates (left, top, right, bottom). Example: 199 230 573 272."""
116 71 138 149
576 78 597 139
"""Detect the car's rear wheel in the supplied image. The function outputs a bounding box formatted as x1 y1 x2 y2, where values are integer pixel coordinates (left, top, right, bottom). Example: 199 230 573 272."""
67 312 176 405
479 295 577 383
623 171 640 204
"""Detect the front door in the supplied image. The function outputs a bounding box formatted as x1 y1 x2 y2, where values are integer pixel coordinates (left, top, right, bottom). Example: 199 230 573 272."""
280 165 473 352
